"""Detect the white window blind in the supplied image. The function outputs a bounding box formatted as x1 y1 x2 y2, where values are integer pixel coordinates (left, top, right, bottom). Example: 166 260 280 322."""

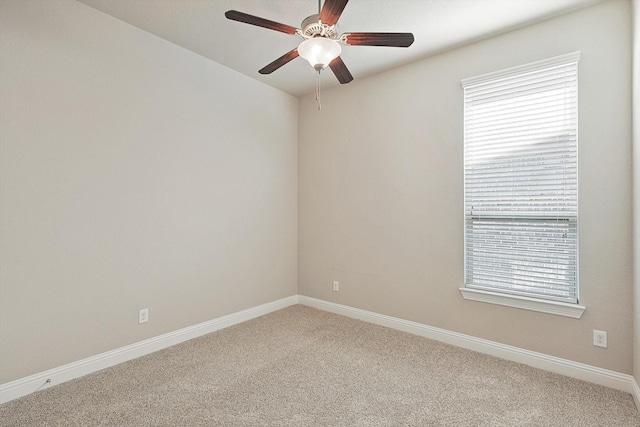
462 52 579 304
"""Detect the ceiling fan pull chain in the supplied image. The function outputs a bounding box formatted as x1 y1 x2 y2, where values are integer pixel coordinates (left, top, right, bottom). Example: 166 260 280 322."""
316 70 322 110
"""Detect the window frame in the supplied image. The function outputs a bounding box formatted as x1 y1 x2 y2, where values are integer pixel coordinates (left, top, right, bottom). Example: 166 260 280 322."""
459 52 585 319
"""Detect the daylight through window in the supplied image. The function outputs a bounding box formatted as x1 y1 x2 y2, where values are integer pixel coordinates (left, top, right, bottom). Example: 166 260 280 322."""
462 52 579 304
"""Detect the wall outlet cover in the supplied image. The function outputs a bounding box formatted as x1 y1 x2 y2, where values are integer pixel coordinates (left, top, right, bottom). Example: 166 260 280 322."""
138 308 149 324
593 330 607 348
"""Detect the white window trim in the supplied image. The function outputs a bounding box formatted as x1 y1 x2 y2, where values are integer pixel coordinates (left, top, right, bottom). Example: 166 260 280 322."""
461 52 583 317
460 51 581 87
459 287 585 318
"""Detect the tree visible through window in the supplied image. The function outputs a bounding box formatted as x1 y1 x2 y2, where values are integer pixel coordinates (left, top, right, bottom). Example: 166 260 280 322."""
462 52 579 304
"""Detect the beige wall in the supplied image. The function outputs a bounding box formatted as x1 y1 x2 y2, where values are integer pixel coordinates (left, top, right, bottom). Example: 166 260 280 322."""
299 0 633 373
0 0 298 383
633 0 640 387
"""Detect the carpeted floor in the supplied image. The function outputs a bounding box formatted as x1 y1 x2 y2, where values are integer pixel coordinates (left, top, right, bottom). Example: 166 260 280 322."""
1 305 639 426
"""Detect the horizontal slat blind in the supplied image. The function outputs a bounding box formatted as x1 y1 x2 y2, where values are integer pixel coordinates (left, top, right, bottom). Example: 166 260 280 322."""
462 52 579 304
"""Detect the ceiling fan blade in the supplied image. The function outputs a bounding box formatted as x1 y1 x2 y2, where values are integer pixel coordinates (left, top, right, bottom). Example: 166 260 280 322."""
329 56 353 84
320 0 349 26
259 49 300 74
225 10 298 35
344 32 415 47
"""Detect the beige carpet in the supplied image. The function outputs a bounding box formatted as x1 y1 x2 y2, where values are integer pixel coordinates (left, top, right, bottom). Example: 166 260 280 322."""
1 305 639 426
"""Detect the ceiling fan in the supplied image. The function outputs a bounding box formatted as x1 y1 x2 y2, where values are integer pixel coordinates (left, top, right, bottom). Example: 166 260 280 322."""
224 0 415 85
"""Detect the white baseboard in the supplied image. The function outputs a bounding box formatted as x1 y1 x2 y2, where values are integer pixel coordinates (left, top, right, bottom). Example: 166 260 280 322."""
632 376 640 413
298 296 637 396
0 295 298 404
3 294 638 412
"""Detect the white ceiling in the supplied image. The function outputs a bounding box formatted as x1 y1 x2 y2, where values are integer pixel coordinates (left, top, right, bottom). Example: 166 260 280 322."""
77 0 602 97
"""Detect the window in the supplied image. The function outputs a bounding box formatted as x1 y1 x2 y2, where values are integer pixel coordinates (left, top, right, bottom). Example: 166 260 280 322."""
460 52 585 318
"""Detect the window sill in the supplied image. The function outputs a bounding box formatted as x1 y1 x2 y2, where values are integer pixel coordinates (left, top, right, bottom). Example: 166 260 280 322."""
459 288 585 319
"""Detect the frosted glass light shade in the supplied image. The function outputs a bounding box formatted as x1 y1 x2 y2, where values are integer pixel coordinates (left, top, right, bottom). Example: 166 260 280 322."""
298 38 341 71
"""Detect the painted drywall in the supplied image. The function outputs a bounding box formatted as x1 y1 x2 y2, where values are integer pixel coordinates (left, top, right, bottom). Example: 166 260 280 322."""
0 0 298 383
633 0 640 388
299 0 633 373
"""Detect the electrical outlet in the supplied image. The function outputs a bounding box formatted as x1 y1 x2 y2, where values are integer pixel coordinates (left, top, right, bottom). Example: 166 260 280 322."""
593 330 607 348
332 281 339 292
138 308 149 324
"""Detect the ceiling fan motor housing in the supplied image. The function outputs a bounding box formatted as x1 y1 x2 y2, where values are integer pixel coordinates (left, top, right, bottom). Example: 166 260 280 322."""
301 14 338 39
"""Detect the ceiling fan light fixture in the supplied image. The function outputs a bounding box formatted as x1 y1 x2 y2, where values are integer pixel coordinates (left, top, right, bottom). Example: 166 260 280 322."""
298 37 341 71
